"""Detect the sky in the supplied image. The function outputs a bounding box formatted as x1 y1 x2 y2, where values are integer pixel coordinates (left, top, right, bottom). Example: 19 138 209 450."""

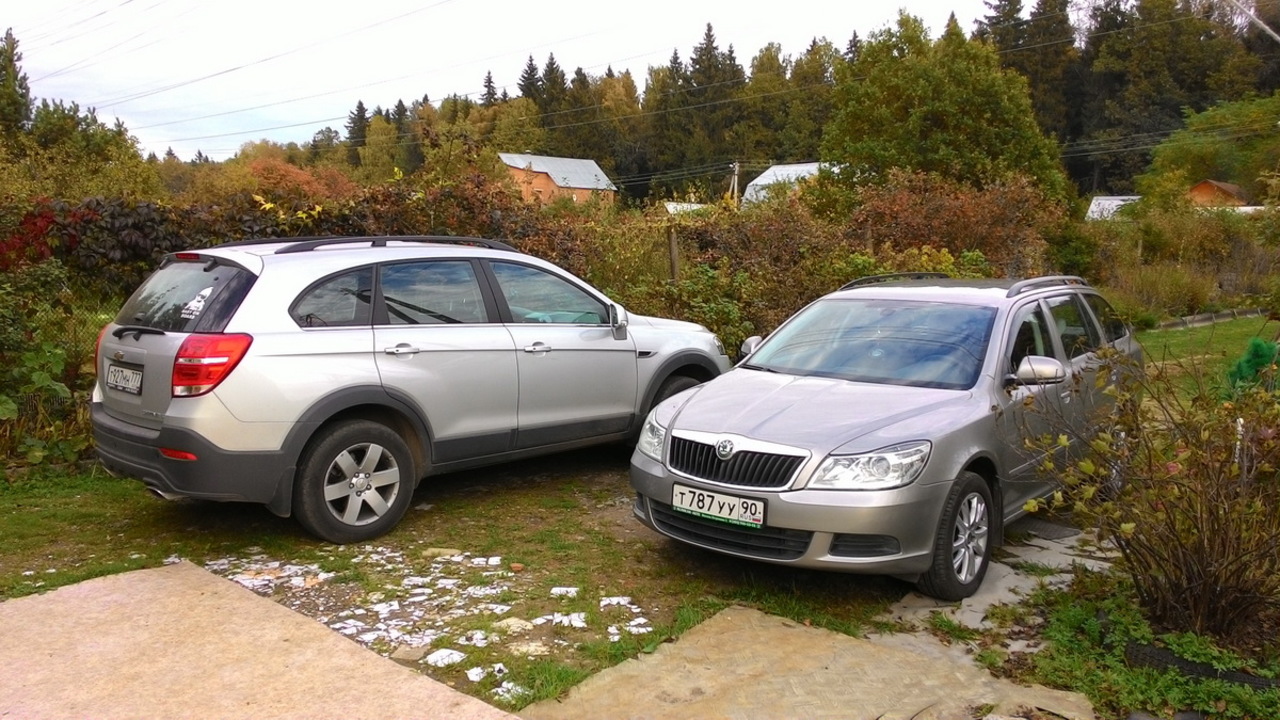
8 0 993 161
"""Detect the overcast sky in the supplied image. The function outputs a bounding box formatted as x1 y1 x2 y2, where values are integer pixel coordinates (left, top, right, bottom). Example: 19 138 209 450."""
9 0 992 161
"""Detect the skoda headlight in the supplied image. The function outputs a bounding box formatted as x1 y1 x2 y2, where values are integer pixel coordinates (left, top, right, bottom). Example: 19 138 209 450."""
810 441 931 490
637 411 667 461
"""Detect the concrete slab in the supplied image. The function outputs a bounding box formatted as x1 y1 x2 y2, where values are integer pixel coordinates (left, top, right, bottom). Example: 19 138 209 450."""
0 561 516 720
517 605 1095 720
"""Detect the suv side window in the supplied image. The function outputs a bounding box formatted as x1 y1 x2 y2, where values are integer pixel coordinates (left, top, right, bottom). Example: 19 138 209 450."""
1008 304 1052 373
1083 293 1128 343
380 260 487 325
1045 294 1103 359
490 261 606 324
291 267 373 327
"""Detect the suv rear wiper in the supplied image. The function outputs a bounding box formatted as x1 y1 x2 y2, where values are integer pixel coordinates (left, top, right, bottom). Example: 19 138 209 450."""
112 326 167 340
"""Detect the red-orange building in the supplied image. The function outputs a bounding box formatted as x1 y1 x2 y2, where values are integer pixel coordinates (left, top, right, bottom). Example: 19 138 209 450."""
499 153 617 205
1188 180 1249 207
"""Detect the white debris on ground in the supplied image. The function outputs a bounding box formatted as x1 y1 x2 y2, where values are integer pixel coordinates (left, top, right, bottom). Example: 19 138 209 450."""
200 545 657 689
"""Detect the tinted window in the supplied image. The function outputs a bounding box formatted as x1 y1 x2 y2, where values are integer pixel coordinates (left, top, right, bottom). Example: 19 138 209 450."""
748 299 997 390
491 262 605 324
116 258 255 333
1045 295 1103 359
291 268 373 327
1083 294 1128 343
379 261 487 325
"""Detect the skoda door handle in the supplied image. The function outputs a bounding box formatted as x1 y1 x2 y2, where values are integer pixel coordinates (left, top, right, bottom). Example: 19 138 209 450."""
385 343 420 356
523 342 552 354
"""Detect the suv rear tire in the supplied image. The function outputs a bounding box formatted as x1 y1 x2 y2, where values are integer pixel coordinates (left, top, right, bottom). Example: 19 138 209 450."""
916 472 993 601
294 420 415 544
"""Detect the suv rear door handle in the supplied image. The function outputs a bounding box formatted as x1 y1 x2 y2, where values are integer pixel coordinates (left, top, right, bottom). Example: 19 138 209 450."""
385 344 420 356
523 342 552 354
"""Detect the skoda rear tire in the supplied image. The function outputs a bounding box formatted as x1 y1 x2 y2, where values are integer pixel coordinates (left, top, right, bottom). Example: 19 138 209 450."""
294 420 415 544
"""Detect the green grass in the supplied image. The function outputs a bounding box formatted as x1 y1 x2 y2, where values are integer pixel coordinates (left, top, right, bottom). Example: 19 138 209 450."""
1137 316 1278 372
4 316 1277 710
1017 572 1280 719
0 449 898 707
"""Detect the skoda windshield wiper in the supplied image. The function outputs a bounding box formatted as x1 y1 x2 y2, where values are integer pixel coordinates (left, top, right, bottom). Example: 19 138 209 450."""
740 363 778 373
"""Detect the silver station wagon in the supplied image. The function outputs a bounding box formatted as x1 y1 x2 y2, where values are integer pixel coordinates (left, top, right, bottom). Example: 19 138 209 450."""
629 274 1142 600
93 236 731 544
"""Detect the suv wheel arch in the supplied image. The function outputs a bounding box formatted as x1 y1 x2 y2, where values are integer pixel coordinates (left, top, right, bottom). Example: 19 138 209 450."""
637 354 721 419
279 386 432 488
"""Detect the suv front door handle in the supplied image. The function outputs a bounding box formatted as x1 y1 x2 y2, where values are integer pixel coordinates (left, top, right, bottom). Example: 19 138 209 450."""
385 344 420 356
523 342 553 354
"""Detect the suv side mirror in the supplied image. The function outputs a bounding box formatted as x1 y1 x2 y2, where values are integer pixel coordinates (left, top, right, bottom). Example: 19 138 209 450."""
1010 355 1066 386
609 304 629 341
740 335 763 357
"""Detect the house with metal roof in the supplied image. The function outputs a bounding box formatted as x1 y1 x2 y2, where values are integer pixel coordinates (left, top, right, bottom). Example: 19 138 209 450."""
742 162 822 203
498 153 617 205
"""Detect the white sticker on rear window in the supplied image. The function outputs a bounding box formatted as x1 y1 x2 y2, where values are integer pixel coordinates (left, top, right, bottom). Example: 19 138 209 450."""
181 287 213 319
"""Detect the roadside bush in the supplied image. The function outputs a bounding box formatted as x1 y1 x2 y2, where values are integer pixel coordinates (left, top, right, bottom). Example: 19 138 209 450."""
1033 352 1280 640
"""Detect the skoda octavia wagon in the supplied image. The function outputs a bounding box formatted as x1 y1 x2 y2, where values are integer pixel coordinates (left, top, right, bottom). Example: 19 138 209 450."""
93 236 731 543
629 273 1141 600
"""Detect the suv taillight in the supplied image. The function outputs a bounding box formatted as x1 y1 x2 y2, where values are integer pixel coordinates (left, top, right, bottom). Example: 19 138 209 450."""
172 334 253 397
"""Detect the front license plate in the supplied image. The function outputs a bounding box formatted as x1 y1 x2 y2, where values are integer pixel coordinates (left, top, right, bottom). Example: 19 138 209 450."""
106 364 143 395
671 483 764 528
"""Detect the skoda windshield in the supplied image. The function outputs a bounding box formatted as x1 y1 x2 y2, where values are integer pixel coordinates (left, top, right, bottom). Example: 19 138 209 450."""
743 298 997 390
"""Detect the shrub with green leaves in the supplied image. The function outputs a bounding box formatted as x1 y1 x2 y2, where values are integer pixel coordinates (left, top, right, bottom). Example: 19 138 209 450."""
1033 352 1280 639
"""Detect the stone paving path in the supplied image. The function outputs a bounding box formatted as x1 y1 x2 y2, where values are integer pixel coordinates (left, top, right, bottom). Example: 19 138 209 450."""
519 605 1093 720
520 519 1108 720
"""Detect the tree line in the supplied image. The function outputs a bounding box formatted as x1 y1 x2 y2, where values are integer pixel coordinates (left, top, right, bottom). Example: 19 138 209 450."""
0 0 1276 210
320 0 1275 202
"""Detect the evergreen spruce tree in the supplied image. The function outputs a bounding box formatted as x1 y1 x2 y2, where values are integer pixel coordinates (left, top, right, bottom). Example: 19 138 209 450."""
517 56 543 106
345 100 369 166
0 28 32 137
481 71 498 107
1020 0 1078 142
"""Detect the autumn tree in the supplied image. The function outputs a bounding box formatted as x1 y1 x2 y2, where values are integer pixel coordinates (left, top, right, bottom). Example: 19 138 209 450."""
822 13 1069 207
780 38 839 162
0 100 161 206
488 97 546 153
727 43 790 167
596 69 646 200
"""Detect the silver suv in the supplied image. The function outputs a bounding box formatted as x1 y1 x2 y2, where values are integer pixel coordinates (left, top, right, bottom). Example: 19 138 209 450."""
93 236 731 543
629 274 1142 600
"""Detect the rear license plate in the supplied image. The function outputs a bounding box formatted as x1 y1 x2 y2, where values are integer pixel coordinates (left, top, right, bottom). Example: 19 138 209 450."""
106 364 143 395
671 483 764 528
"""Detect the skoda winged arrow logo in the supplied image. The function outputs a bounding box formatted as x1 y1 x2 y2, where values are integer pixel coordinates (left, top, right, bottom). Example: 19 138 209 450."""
715 438 735 461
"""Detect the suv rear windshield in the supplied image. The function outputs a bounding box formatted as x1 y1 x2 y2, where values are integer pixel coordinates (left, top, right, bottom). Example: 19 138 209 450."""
114 257 255 333
748 298 997 390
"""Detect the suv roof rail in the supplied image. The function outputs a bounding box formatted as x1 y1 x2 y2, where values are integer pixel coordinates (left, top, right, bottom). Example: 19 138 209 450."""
273 235 520 255
1005 275 1088 298
840 272 950 291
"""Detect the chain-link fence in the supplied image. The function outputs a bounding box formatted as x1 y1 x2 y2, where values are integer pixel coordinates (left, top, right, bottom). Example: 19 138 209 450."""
1 263 120 464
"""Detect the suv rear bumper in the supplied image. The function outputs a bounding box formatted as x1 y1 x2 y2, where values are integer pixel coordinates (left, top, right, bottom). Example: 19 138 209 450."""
92 403 296 515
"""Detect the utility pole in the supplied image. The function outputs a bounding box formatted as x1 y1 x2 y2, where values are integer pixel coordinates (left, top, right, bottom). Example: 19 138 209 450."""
729 161 740 205
1223 0 1280 44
